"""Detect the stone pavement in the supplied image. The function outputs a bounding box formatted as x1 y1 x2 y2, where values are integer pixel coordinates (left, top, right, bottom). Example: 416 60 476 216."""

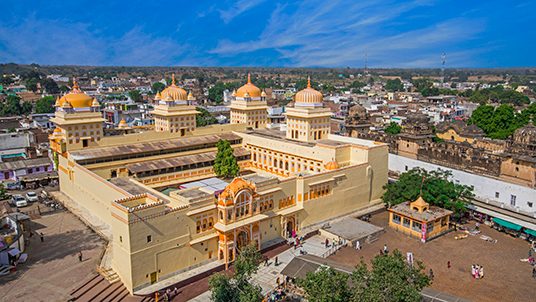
190 235 334 302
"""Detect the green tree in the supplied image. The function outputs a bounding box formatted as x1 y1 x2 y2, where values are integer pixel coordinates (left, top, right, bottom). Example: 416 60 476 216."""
209 244 263 302
295 78 319 91
382 168 473 217
469 104 527 139
1 95 33 116
25 78 38 92
0 183 9 200
128 89 143 102
208 82 241 104
385 79 404 92
349 250 431 302
384 122 401 135
196 107 217 127
35 96 55 113
298 266 351 302
213 140 240 178
59 85 70 93
152 82 166 94
42 78 60 94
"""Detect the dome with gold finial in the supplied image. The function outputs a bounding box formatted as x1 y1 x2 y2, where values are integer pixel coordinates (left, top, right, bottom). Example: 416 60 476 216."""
58 79 94 108
236 73 261 98
118 118 128 129
160 74 187 101
295 76 323 105
324 160 340 170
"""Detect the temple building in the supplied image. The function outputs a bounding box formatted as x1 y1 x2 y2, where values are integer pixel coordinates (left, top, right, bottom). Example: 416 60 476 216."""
49 77 388 294
229 74 268 129
49 80 104 155
152 74 199 135
285 77 332 142
388 196 452 242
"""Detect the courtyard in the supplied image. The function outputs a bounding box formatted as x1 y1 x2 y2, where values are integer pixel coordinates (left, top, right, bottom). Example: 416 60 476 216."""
0 204 106 301
328 211 535 302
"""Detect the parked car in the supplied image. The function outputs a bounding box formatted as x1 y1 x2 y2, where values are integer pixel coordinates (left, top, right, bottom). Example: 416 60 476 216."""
25 191 39 202
11 195 28 207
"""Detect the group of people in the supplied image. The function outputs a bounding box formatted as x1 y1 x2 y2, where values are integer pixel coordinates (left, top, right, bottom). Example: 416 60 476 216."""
471 264 485 279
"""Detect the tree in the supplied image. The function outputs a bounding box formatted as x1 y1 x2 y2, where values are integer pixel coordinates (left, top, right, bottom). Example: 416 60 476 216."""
382 168 473 218
196 107 217 127
42 78 59 94
213 140 240 178
468 104 527 139
209 244 263 302
128 89 143 102
25 78 38 92
384 122 401 135
208 82 241 104
35 96 55 113
349 250 431 302
1 95 32 116
0 183 9 200
298 266 351 302
152 82 165 94
385 79 404 92
59 85 70 93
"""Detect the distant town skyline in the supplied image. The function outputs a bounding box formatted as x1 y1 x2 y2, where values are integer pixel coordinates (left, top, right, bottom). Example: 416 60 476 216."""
1 0 535 68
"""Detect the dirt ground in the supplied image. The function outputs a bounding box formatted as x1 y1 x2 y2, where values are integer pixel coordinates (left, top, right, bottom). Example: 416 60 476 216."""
328 211 536 302
0 206 106 301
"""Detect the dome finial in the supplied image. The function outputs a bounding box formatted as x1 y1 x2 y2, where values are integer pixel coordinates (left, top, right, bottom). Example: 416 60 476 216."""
307 76 311 88
247 73 251 84
171 73 176 86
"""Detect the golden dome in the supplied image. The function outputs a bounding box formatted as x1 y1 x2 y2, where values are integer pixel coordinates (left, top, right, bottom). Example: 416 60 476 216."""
295 77 323 104
53 127 62 133
187 91 195 101
160 74 187 101
92 98 100 107
58 80 94 108
236 73 261 98
118 119 128 129
217 178 255 206
324 161 340 170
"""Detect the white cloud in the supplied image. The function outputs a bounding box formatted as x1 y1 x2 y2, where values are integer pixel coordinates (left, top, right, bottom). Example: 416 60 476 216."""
219 0 266 24
210 0 486 67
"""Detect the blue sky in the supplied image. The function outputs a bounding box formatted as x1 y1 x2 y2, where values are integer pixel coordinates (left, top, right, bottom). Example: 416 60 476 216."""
0 0 534 68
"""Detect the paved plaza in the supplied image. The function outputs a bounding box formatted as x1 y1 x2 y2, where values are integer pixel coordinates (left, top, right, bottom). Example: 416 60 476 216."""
0 206 106 301
328 211 536 302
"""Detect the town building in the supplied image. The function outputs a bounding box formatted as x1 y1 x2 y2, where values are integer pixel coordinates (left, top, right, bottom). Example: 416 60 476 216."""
388 196 452 242
49 78 388 294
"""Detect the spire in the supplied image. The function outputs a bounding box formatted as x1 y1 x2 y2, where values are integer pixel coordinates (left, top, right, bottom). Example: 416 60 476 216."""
307 76 311 88
171 73 176 86
72 78 81 93
247 73 251 84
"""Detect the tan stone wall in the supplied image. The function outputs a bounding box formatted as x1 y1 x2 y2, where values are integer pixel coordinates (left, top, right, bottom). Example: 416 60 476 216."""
500 158 536 188
436 129 475 144
398 139 420 159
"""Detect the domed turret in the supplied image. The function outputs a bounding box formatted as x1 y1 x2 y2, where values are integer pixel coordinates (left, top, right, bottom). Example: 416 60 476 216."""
295 77 323 105
187 91 195 101
236 73 261 98
91 98 100 107
58 79 94 108
160 74 188 101
324 161 340 170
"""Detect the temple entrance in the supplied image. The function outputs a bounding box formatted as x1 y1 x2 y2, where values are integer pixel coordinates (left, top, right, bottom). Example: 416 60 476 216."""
237 230 249 250
286 218 295 238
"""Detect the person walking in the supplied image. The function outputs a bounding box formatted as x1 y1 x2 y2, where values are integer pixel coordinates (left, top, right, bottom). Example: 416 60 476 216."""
78 251 83 262
40 232 44 242
532 266 536 279
429 268 434 280
447 261 451 269
383 244 388 255
355 240 360 250
325 238 329 248
275 256 279 266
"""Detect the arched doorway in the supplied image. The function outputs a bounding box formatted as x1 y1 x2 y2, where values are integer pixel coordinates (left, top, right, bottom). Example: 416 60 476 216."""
237 230 249 250
286 217 295 238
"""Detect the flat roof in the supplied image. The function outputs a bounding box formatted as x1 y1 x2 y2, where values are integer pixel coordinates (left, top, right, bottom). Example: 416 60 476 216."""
126 147 249 174
241 173 278 186
0 157 52 171
70 133 241 162
321 217 384 241
109 177 151 195
180 177 229 194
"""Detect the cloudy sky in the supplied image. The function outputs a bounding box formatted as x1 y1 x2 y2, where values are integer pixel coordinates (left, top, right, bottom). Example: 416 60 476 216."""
0 0 534 67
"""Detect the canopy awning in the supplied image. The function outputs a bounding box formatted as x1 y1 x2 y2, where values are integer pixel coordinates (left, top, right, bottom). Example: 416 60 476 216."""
524 228 536 237
492 217 522 231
